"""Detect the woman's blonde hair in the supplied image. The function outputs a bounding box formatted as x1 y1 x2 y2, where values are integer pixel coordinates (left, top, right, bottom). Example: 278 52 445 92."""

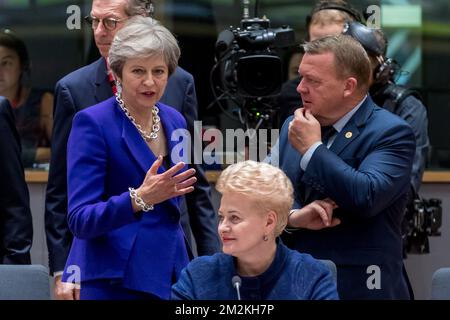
216 160 294 237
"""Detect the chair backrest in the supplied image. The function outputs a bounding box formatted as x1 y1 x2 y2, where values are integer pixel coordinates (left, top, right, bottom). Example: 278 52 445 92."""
431 267 450 300
319 259 337 283
0 264 50 300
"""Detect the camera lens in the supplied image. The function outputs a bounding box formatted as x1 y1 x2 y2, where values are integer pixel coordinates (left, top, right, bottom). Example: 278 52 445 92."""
236 55 282 97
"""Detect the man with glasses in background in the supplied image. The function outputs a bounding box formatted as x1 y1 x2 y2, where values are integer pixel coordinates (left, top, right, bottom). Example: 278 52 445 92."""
45 0 220 300
84 15 127 38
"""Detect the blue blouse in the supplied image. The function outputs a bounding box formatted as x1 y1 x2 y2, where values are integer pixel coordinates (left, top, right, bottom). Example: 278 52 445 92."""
171 240 339 300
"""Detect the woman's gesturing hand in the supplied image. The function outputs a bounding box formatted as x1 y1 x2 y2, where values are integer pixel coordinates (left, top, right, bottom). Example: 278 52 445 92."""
135 155 197 208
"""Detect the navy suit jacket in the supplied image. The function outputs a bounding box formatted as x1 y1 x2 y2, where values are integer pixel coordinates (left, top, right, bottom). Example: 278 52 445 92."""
61 97 190 299
278 76 429 195
274 96 415 299
0 97 33 264
45 58 220 274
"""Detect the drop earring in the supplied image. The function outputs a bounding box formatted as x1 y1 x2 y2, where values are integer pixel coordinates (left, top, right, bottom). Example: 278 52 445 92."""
115 80 123 100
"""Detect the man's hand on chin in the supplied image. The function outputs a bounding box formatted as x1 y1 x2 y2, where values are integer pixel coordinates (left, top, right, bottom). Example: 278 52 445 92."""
288 108 321 154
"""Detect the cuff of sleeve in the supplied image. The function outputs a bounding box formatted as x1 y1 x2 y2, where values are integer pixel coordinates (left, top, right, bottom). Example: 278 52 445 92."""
285 209 301 233
53 271 63 278
300 141 322 171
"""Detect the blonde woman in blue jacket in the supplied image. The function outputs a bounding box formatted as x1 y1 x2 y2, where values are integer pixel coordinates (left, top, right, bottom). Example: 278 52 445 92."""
172 161 338 300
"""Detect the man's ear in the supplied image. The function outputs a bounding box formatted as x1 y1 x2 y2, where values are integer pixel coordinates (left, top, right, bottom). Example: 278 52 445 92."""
343 77 357 98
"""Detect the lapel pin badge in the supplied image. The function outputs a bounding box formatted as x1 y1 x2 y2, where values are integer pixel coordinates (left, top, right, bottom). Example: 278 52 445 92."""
345 131 353 139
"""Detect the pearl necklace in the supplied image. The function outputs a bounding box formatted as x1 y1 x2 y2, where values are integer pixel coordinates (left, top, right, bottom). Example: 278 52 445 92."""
116 94 160 141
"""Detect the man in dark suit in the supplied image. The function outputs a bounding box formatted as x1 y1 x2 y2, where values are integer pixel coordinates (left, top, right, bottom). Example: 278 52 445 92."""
277 1 427 299
0 97 33 264
268 35 415 299
45 0 219 299
279 1 429 208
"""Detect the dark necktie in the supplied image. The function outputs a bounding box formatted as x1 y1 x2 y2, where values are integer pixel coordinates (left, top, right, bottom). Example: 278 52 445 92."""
299 126 335 203
321 125 336 146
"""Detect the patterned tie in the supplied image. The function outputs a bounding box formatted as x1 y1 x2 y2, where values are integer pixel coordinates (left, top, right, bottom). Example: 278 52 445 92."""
321 125 336 147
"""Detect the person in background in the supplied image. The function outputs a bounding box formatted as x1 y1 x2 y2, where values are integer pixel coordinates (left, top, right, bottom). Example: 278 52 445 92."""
172 160 338 300
61 16 197 300
267 35 415 299
45 0 220 300
0 96 33 264
343 21 429 208
0 29 53 167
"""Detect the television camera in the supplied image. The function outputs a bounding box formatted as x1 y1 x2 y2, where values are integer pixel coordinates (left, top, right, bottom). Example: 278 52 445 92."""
404 197 442 255
211 0 297 129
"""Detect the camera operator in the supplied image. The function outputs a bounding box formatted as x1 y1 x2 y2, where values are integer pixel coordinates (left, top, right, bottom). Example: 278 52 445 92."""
341 22 432 258
343 22 429 203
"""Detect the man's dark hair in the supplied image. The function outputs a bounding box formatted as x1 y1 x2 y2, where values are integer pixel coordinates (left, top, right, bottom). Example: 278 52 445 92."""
302 34 371 91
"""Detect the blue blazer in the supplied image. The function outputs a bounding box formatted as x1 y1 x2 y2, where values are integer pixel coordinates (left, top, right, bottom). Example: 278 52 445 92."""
46 58 219 275
61 97 190 299
172 240 338 300
276 96 415 299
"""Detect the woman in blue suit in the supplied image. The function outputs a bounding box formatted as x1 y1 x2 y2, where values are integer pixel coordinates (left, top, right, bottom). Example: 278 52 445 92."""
61 16 197 300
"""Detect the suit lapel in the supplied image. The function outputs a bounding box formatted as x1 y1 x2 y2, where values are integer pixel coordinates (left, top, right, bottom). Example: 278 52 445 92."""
330 96 375 156
303 97 376 203
94 58 113 103
329 121 360 155
120 102 180 209
121 107 158 174
158 104 179 168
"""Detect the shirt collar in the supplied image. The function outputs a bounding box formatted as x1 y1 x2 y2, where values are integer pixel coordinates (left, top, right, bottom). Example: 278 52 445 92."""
332 94 368 133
